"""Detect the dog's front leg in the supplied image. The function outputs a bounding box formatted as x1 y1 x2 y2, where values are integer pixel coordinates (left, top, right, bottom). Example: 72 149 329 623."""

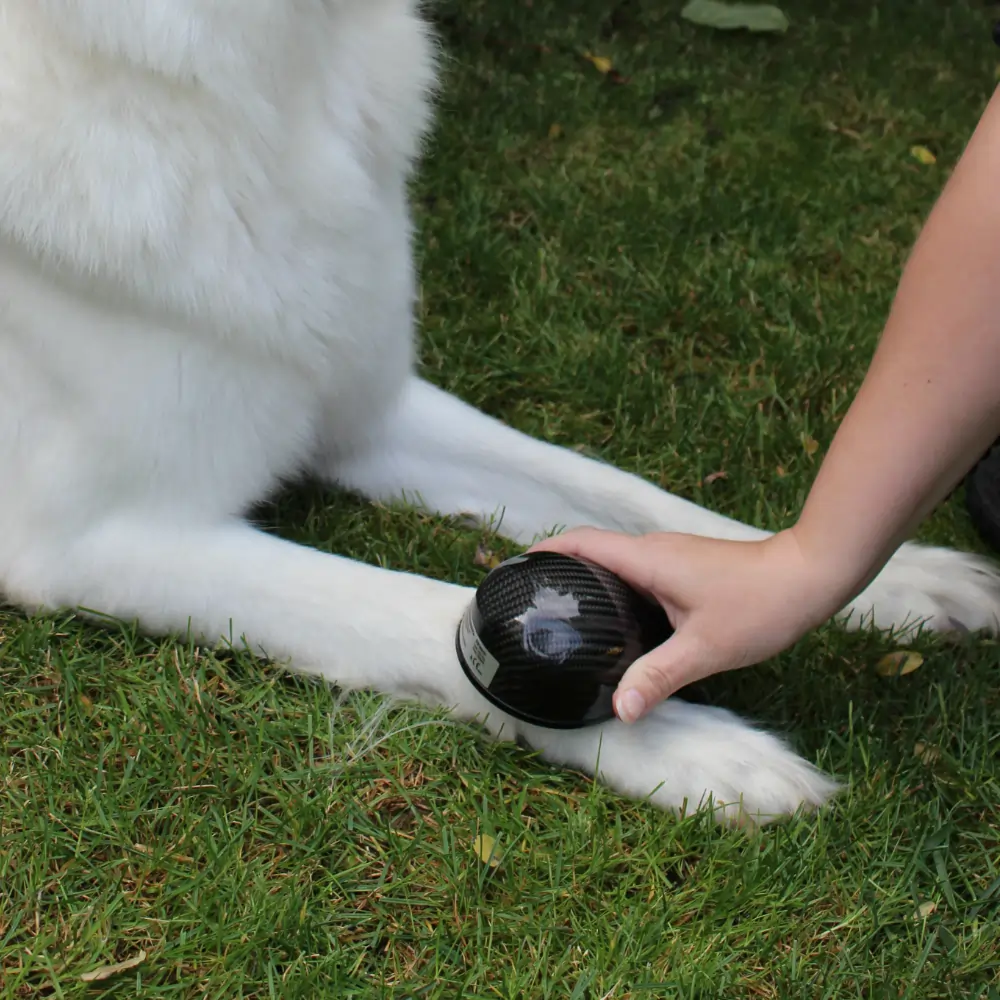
328 375 1000 637
3 512 837 823
4 514 503 723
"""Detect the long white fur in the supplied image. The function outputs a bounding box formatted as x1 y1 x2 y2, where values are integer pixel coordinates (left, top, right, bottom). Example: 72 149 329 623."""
1 0 997 825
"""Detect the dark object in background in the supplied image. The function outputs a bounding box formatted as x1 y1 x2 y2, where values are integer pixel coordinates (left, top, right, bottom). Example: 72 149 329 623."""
456 551 673 729
966 439 1000 553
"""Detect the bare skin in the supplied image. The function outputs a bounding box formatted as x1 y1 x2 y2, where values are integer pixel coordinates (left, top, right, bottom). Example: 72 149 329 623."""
532 86 1000 724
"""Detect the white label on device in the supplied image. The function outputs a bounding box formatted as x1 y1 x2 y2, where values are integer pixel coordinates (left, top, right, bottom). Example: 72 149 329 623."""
458 602 500 688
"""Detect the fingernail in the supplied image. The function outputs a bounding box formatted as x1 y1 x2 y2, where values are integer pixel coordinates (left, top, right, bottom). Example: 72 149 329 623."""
615 689 645 724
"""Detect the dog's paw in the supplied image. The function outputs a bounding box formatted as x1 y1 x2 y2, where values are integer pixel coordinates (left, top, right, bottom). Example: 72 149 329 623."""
846 542 1000 638
523 699 839 826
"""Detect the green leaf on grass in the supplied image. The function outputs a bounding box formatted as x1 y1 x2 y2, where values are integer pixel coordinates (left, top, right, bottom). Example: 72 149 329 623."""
681 1 790 34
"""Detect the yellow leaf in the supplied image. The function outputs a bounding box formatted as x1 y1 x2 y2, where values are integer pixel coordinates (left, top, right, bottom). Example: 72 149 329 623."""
474 544 502 570
583 51 614 74
801 434 819 457
910 145 936 165
80 951 147 983
875 651 924 677
473 833 502 868
913 901 938 920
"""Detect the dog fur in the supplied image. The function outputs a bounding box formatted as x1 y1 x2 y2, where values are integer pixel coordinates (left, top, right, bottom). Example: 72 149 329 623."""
1 0 998 824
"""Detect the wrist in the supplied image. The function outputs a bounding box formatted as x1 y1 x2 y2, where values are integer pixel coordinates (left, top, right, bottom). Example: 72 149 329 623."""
770 525 868 628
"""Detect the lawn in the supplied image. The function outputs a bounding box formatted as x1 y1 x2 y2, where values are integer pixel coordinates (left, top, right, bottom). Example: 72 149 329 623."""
2 0 999 996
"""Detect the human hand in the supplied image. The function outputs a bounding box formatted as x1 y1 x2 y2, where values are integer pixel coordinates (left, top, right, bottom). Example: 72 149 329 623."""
529 527 846 723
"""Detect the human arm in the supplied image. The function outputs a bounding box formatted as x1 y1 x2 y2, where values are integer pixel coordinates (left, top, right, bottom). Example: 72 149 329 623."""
532 86 1000 723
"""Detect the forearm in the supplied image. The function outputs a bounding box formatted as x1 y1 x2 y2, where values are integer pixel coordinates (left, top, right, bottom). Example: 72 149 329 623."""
791 87 1000 609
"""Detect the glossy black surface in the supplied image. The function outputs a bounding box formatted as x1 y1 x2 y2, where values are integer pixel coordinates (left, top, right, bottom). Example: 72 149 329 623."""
456 551 674 729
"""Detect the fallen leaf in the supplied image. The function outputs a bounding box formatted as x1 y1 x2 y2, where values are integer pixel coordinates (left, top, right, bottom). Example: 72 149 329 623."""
913 901 938 920
474 544 502 570
775 465 786 477
681 0 790 33
473 833 502 868
582 51 614 74
80 951 147 983
913 741 941 764
910 145 936 165
875 651 924 677
801 434 819 457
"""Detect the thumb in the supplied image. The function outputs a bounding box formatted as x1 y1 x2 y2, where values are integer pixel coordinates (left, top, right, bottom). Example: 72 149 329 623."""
612 630 709 723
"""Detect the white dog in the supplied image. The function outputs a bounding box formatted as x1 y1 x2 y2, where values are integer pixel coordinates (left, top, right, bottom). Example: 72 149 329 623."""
1 0 997 825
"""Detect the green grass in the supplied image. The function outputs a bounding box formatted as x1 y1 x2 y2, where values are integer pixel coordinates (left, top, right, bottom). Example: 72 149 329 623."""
3 0 1000 996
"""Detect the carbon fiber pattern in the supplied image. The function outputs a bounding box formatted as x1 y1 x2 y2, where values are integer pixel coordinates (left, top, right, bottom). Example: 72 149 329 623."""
456 552 673 729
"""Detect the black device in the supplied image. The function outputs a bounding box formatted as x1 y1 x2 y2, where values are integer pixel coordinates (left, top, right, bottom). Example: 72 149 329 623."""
966 439 1000 553
456 551 674 729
